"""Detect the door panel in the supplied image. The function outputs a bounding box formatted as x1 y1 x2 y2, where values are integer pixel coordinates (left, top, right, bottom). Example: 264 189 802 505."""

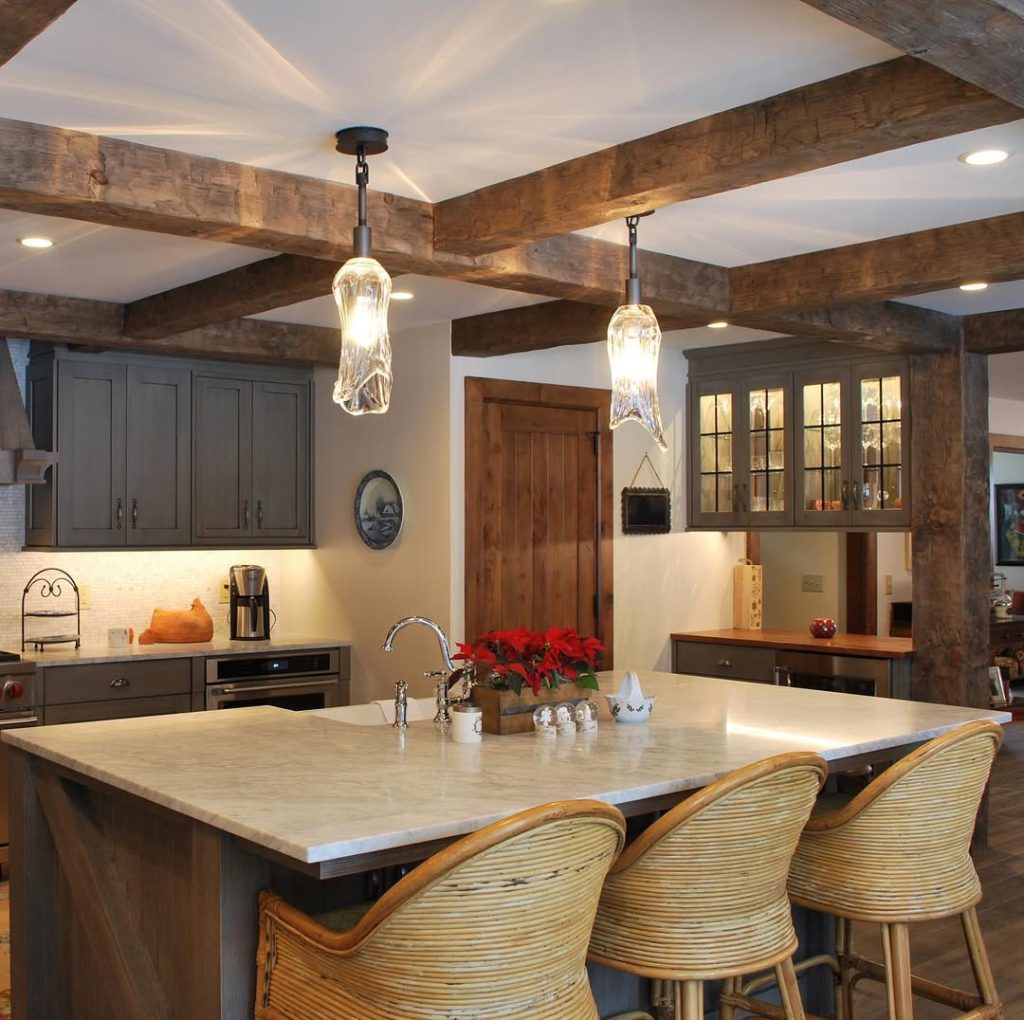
465 379 613 664
252 381 310 541
56 361 126 547
193 376 253 542
126 366 191 545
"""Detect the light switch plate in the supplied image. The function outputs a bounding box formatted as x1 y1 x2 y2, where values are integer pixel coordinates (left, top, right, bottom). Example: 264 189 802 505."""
78 582 92 609
218 580 231 604
801 574 824 593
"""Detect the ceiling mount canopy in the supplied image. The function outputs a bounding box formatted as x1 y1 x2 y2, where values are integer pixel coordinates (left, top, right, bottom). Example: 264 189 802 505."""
607 211 666 451
332 125 393 416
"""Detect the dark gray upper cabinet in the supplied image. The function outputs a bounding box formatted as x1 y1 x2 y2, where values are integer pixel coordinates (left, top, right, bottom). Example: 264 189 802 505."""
193 371 313 546
686 339 911 532
26 346 313 549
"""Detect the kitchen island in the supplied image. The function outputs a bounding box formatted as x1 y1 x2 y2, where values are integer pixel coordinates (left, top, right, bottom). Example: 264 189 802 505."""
5 672 1008 1018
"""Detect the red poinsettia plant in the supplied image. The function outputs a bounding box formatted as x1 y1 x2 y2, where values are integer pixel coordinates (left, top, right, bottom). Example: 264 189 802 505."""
455 626 604 697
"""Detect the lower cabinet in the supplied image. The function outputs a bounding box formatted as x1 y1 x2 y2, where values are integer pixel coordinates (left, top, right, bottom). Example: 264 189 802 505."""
41 658 193 725
672 640 775 683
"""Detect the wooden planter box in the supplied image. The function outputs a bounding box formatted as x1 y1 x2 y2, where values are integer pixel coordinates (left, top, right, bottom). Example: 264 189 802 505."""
471 685 589 735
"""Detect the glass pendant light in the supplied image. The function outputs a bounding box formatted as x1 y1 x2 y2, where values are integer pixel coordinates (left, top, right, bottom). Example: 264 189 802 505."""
332 126 393 415
607 213 667 449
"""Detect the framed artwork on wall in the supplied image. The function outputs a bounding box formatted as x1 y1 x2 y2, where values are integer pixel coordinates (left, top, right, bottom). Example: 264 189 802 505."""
994 483 1024 565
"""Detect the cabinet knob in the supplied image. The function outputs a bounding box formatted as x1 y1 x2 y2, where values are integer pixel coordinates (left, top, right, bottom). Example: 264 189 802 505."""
717 658 732 668
110 677 130 689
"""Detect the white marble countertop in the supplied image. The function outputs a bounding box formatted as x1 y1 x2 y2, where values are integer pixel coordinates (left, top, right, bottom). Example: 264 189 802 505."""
4 671 1010 865
20 635 349 666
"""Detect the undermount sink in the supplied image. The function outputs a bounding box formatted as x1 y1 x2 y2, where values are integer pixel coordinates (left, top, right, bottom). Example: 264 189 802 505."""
311 698 435 726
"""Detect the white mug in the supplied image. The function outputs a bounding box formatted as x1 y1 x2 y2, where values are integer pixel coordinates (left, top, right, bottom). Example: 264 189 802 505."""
107 627 133 648
450 704 483 744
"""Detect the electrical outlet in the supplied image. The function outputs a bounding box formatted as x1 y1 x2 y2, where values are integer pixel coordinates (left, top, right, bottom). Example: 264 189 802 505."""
801 574 824 593
78 582 92 609
218 579 231 604
883 574 893 595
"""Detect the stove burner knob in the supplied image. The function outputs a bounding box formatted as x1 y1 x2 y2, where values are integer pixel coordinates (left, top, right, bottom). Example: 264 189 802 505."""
3 681 23 699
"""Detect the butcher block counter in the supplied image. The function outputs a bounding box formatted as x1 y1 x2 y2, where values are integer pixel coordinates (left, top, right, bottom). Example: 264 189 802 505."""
671 628 914 697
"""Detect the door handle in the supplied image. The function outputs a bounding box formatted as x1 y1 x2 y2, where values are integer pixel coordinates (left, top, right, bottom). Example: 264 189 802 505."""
256 499 263 529
115 497 123 529
852 482 861 510
739 483 748 513
841 481 849 510
131 498 138 529
243 499 250 530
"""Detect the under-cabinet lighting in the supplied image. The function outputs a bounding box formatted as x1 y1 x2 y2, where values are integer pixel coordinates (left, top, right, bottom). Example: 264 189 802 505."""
958 148 1009 166
959 282 989 292
391 291 414 301
707 320 729 329
17 236 54 249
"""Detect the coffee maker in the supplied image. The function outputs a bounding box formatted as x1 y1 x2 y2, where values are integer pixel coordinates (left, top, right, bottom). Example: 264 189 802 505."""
229 564 271 640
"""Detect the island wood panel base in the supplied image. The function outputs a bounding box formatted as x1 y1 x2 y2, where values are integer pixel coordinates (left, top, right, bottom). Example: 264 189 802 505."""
9 752 269 1020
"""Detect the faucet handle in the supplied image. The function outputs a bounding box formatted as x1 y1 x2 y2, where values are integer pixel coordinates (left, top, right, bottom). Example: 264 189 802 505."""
423 670 447 679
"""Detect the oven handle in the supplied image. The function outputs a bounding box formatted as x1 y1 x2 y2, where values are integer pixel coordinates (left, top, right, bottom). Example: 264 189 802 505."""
0 714 39 728
211 679 334 696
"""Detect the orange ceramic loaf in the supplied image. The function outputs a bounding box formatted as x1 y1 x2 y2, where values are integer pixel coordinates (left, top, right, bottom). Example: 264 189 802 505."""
138 597 214 644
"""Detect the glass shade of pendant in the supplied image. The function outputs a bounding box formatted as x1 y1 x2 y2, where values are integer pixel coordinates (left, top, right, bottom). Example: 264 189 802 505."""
607 302 667 449
332 256 393 415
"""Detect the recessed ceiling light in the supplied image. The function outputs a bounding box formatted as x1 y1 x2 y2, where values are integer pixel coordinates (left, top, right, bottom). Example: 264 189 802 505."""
959 281 989 292
17 236 54 249
707 320 729 329
391 291 414 301
958 148 1010 166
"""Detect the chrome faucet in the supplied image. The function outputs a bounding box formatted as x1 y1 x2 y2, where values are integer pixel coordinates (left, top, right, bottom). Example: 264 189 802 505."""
382 616 472 725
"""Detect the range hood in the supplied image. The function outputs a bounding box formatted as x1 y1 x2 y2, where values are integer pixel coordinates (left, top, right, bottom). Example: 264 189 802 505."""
0 340 56 485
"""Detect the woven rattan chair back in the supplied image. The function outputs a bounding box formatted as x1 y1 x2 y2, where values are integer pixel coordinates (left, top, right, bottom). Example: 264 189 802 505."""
256 799 625 1019
589 752 827 980
789 720 1003 923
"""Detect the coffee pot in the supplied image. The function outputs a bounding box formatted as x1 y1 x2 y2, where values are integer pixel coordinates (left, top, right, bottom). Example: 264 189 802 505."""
229 564 271 640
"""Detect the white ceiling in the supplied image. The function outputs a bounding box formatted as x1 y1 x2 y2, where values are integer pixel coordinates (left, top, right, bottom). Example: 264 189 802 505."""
0 0 1020 342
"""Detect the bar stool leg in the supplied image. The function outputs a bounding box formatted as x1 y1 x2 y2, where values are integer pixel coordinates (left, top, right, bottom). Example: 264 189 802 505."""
677 979 702 1020
776 958 807 1020
837 916 857 1020
961 907 1003 1014
880 922 914 1020
719 976 737 1020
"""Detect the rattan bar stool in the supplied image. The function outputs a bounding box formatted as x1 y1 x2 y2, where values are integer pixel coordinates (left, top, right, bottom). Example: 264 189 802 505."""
588 752 828 1020
255 799 626 1019
786 720 1004 1020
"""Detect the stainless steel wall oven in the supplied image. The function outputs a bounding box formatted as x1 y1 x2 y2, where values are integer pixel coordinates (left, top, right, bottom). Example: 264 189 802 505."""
205 649 347 711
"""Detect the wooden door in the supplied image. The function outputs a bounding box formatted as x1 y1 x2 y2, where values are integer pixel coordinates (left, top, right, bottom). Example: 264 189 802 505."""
193 375 253 543
56 360 127 547
465 378 613 665
251 380 310 542
126 365 191 546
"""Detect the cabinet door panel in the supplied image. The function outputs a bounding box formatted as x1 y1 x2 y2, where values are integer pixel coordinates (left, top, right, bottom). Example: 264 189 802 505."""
741 372 793 527
127 366 191 545
193 376 253 542
793 366 851 527
688 377 743 528
56 361 127 546
252 381 310 541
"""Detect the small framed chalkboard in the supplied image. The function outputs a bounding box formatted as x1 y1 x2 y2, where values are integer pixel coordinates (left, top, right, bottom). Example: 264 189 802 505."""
621 487 671 534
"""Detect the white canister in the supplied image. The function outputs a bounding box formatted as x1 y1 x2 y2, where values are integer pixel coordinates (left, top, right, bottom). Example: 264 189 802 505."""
450 704 483 744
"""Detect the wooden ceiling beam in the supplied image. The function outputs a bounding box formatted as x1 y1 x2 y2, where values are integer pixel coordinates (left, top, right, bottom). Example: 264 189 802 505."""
433 57 1018 256
0 1 77 67
0 288 337 366
451 301 704 357
799 1 1024 109
963 308 1024 354
730 212 1024 316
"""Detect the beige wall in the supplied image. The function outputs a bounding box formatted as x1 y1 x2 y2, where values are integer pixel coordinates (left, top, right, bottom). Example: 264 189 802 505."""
760 532 843 630
280 324 452 704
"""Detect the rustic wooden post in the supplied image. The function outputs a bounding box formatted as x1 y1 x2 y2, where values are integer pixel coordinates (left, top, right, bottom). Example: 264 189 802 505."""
910 342 991 708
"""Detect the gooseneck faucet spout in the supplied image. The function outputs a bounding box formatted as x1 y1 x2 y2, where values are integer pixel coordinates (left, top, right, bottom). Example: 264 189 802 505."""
382 616 456 671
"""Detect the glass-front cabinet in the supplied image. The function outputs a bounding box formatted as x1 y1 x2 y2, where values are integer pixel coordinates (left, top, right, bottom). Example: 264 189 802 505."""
686 342 910 530
794 360 910 528
690 372 792 528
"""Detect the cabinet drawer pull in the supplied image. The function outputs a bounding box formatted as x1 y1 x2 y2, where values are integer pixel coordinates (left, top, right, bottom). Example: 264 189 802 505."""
717 658 732 668
115 497 123 529
243 499 250 529
131 498 138 528
256 499 263 529
110 677 130 689
841 481 849 511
